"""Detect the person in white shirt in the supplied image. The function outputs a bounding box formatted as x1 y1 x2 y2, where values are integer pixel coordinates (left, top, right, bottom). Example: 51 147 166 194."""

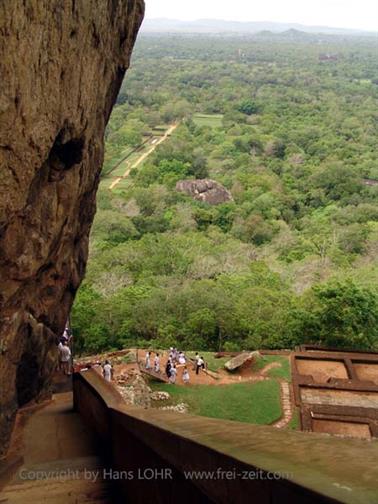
182 367 190 384
62 327 71 343
103 360 113 382
169 364 177 384
154 353 160 373
196 356 205 375
57 341 64 371
193 352 199 371
145 351 151 369
60 342 71 375
178 352 186 365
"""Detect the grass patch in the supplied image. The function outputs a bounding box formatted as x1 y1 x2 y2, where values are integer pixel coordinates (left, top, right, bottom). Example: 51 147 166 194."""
252 355 291 382
193 113 223 128
121 353 136 364
151 380 282 425
251 354 269 372
186 352 229 372
286 407 301 431
113 178 132 190
266 356 291 382
102 146 135 176
153 124 170 131
184 352 292 379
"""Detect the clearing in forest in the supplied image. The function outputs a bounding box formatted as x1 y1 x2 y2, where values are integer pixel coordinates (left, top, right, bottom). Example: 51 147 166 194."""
192 113 224 128
104 123 179 190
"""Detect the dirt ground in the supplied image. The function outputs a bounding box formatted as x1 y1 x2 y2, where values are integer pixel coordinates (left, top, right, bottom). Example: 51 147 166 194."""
77 349 279 387
354 363 378 385
312 419 371 439
114 351 269 386
300 387 378 409
296 359 348 383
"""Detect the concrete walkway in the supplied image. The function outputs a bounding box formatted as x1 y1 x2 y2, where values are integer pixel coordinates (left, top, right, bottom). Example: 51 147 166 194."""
0 389 111 503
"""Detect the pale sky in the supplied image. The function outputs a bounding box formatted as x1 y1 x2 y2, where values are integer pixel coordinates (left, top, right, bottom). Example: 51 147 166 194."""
145 0 378 31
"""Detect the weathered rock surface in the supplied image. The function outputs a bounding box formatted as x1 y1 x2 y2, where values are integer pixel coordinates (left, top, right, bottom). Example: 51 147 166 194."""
176 179 233 205
159 403 189 414
150 391 170 401
118 374 151 408
224 351 261 372
0 0 144 455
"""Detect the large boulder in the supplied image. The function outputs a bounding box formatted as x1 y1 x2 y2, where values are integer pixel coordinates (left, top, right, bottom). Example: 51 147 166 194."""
224 351 261 372
176 179 233 205
0 0 144 455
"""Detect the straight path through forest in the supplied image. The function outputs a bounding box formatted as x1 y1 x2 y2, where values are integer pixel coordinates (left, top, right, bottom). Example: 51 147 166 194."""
109 123 179 190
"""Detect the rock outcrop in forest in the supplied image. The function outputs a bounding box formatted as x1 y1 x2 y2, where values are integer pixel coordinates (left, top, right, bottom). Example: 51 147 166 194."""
176 179 234 205
0 0 144 455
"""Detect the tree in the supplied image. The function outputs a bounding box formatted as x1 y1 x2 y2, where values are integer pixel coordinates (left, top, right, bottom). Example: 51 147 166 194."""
237 99 259 115
292 281 378 350
71 285 110 354
183 309 217 349
311 163 361 202
338 224 369 254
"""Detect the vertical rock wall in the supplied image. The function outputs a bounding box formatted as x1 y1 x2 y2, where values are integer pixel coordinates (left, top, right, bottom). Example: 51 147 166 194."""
0 0 144 455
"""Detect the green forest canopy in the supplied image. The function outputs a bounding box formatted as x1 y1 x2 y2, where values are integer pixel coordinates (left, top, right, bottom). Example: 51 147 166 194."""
72 32 378 354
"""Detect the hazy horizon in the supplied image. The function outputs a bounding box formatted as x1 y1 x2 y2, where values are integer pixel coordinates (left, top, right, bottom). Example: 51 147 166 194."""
145 0 378 32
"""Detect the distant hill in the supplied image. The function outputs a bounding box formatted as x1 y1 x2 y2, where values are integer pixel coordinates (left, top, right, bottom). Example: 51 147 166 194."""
141 18 375 36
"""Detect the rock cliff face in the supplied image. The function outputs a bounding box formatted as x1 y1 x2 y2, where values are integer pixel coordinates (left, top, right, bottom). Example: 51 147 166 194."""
0 0 144 455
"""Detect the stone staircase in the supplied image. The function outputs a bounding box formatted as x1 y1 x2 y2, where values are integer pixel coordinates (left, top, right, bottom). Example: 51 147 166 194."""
1 457 110 503
0 385 111 503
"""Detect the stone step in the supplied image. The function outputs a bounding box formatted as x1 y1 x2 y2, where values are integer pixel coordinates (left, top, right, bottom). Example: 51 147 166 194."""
1 476 110 503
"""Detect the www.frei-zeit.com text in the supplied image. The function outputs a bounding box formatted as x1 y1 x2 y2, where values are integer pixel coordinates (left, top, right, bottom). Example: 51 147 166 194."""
19 467 293 482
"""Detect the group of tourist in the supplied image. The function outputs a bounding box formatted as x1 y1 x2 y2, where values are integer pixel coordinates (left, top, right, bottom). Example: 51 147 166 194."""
145 351 161 373
76 345 208 387
165 360 190 385
166 348 188 384
169 348 187 365
78 360 114 383
57 323 114 383
144 348 207 384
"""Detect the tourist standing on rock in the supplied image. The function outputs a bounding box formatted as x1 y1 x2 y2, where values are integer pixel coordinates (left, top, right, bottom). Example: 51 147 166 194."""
196 356 205 375
165 359 172 379
169 364 177 384
145 351 151 370
194 352 199 371
103 360 113 382
178 352 186 365
154 353 160 373
182 367 190 384
172 348 178 363
195 354 201 375
60 341 71 375
200 356 206 371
